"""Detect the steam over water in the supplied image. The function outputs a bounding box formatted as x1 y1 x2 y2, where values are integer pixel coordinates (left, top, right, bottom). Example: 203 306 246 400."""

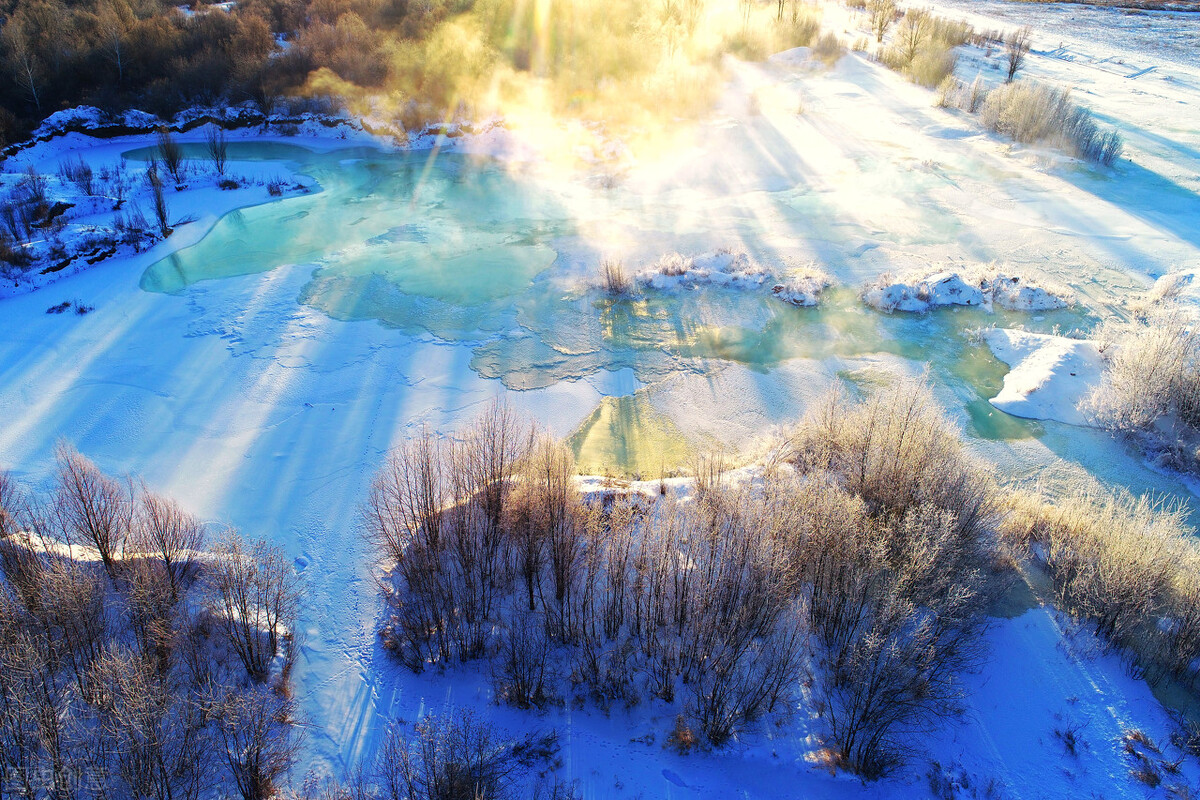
137 141 1087 471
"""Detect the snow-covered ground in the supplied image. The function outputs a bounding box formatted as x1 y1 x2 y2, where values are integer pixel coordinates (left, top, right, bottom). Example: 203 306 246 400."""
3 1 1200 796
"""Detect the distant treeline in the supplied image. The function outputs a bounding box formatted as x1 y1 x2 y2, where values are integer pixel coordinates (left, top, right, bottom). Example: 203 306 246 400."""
0 0 827 149
0 0 465 147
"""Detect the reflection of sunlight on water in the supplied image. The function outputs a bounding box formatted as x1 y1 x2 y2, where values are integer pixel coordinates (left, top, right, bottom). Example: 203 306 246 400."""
568 394 693 478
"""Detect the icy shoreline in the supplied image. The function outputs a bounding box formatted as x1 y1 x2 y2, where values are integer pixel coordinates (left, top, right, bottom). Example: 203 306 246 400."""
0 106 530 299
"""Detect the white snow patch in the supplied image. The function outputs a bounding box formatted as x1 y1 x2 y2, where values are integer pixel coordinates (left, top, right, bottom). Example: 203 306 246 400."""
983 328 1103 426
771 268 832 307
865 270 1073 314
767 46 814 68
633 250 770 291
1143 268 1200 310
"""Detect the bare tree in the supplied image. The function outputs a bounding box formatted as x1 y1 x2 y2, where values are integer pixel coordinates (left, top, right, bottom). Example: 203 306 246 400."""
147 159 172 238
95 0 130 84
210 685 302 800
207 531 301 682
365 427 455 670
364 427 446 564
507 435 578 616
89 646 210 800
895 8 932 67
0 616 74 799
445 402 532 656
123 552 178 674
2 16 43 111
54 443 133 577
156 127 185 184
0 472 47 609
40 558 109 696
134 488 206 603
1004 26 1032 83
867 0 897 43
206 126 229 177
0 594 47 799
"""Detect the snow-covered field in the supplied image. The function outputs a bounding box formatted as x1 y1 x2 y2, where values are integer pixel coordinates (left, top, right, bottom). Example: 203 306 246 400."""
3 1 1200 796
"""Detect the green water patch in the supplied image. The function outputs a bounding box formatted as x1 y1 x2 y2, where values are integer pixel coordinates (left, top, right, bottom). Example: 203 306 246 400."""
135 140 1092 459
139 144 574 340
568 393 694 478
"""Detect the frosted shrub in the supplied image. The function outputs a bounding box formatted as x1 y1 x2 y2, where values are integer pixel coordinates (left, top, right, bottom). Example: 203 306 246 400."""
156 127 185 185
788 379 998 545
57 156 95 196
786 474 992 776
1156 569 1200 687
1017 492 1179 641
493 612 554 709
1085 311 1200 474
937 75 986 113
979 81 1124 165
1003 489 1200 687
353 713 564 800
812 32 844 65
909 42 957 89
599 258 631 296
209 684 303 800
0 462 303 800
368 392 997 768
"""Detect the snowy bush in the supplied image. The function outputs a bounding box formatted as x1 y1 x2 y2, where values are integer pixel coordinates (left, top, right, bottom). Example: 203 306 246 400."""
57 156 96 196
314 712 570 800
909 42 958 89
979 81 1124 165
1002 488 1200 690
632 250 770 293
599 258 632 296
785 382 997 776
938 75 987 113
368 389 998 774
812 32 844 65
771 268 831 307
1005 491 1180 642
1084 310 1200 474
0 455 304 800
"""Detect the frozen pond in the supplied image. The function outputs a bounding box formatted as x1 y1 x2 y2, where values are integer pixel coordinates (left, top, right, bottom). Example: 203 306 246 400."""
4 33 1200 793
128 141 1097 475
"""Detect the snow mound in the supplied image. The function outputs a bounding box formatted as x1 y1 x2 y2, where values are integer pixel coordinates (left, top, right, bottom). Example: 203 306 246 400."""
767 47 813 67
982 328 1103 426
990 273 1073 311
634 250 769 291
123 109 162 128
34 106 106 137
771 270 832 307
864 269 1073 314
865 270 984 313
1142 269 1200 310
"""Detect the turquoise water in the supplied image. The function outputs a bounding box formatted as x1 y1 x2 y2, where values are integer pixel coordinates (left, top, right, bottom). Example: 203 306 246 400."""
136 142 1091 468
